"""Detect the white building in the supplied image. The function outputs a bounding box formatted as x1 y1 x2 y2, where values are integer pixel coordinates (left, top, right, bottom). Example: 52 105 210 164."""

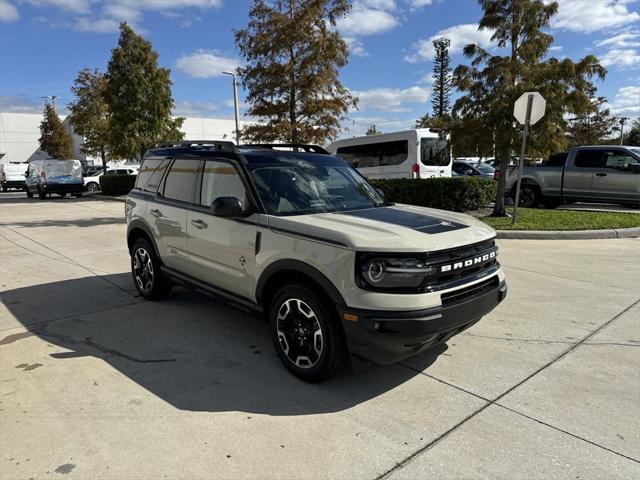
0 112 249 165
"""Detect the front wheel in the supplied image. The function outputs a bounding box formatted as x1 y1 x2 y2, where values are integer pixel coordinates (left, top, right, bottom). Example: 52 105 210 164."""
26 189 33 198
38 187 46 200
270 284 346 382
86 182 99 192
130 238 171 300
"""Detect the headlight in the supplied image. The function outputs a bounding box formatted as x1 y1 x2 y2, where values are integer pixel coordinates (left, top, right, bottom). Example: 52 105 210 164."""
356 253 433 291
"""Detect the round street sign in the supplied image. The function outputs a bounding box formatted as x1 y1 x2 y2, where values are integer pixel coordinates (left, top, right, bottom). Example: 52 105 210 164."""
513 91 546 125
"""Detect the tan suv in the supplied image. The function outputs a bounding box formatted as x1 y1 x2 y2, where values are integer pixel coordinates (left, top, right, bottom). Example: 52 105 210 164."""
126 141 507 382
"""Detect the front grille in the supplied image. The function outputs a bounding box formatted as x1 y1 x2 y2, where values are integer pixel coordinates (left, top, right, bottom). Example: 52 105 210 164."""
441 275 499 306
420 239 498 292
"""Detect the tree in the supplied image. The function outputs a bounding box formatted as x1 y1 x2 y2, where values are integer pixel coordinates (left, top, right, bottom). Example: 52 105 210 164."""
566 96 617 146
623 118 640 146
104 23 183 160
366 124 381 135
431 37 452 118
38 104 73 159
453 0 605 216
68 68 110 170
235 0 357 144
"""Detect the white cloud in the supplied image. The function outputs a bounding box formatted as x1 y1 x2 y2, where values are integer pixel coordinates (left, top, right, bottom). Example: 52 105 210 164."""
351 85 430 112
600 48 640 68
0 1 19 22
406 23 494 62
26 0 91 13
175 50 239 78
75 16 121 33
173 100 220 117
336 1 400 37
596 30 640 48
344 37 368 57
408 0 434 8
551 0 640 33
608 86 640 117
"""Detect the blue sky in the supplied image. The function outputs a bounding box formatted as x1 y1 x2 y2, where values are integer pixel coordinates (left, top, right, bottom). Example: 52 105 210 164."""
1 0 639 138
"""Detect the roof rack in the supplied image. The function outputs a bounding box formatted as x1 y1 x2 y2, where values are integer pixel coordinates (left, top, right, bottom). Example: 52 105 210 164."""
238 143 330 155
155 140 238 152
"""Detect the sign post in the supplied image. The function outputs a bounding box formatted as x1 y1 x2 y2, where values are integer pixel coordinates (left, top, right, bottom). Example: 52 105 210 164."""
512 91 546 225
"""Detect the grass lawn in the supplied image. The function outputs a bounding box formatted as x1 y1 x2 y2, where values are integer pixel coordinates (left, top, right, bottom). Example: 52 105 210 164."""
482 208 640 231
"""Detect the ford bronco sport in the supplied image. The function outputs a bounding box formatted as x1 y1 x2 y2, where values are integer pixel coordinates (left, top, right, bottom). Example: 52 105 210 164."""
126 141 507 382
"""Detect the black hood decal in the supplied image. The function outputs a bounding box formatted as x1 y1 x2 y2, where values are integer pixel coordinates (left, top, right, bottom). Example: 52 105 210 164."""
338 207 468 234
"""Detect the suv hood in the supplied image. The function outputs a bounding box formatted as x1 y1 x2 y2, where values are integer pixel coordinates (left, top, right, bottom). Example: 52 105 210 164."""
267 204 496 252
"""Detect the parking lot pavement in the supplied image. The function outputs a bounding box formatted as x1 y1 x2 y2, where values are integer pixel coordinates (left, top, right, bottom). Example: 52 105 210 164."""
1 191 639 479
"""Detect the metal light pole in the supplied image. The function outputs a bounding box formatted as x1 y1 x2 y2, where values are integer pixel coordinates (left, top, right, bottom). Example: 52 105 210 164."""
223 71 241 145
41 95 61 113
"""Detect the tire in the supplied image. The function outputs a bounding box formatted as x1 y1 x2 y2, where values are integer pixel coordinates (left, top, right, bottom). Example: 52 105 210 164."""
130 238 171 300
26 189 33 198
74 193 83 198
270 283 346 382
38 187 46 200
515 184 540 208
1 185 7 192
86 182 99 192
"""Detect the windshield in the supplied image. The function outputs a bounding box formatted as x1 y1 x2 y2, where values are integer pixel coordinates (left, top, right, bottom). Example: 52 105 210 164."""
629 147 640 157
420 137 451 166
474 163 495 174
248 163 385 216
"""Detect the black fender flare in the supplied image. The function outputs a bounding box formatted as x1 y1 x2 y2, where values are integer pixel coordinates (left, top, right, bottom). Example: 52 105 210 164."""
127 219 161 259
255 259 346 307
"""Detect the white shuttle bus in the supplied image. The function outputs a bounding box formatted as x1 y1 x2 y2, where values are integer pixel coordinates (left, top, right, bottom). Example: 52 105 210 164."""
327 129 452 179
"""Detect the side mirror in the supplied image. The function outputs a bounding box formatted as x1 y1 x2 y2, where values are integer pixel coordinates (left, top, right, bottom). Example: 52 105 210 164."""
211 196 243 217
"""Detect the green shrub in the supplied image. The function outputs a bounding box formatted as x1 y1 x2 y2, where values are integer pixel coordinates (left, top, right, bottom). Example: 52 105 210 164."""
100 174 137 196
369 177 496 212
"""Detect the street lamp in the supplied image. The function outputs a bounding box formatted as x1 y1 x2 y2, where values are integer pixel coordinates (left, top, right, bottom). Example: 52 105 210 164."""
222 71 241 145
41 95 61 113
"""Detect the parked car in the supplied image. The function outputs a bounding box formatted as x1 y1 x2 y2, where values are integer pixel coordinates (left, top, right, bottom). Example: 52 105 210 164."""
1 163 29 191
26 159 84 199
452 160 496 180
125 141 507 382
504 146 640 208
85 167 137 192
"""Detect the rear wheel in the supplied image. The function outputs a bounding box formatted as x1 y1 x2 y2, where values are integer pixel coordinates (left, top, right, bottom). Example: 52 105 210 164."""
86 182 99 192
270 284 346 382
131 238 171 300
515 184 540 208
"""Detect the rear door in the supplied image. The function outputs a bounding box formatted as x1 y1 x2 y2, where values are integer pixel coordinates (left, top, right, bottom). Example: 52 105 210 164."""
185 159 259 300
591 149 640 203
563 149 602 200
147 158 200 271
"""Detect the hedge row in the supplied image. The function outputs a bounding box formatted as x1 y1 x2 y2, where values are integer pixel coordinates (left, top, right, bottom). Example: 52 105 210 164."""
99 174 137 196
369 177 496 212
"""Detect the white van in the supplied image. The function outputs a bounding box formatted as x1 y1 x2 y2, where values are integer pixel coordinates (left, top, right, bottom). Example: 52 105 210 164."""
327 129 452 179
1 163 29 191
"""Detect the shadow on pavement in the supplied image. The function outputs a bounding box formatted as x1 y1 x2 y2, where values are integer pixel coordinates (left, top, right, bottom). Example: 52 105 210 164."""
1 273 446 416
1 217 125 228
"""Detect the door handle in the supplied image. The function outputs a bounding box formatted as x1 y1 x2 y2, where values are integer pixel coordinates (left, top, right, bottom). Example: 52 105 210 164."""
190 219 208 229
595 173 607 177
150 208 163 217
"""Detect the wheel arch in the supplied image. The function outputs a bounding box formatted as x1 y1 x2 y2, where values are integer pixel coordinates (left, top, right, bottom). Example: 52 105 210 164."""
255 260 347 313
127 220 160 259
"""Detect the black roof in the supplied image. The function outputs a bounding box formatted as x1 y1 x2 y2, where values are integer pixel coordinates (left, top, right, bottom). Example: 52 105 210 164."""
144 141 342 167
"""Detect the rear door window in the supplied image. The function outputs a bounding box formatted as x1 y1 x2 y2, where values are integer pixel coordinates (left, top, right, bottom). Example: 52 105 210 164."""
135 159 170 192
574 150 606 168
337 141 408 168
162 159 200 203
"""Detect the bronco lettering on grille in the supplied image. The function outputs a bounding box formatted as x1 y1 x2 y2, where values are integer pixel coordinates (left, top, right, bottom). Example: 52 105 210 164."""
440 251 496 273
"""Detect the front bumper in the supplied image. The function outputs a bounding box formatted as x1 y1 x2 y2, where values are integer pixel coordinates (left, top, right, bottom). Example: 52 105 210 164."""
339 277 507 364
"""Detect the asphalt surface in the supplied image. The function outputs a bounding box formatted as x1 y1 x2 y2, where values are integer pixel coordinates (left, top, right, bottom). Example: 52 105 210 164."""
1 191 639 480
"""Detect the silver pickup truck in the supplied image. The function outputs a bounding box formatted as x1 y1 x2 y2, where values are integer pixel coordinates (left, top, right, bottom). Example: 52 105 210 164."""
505 145 640 208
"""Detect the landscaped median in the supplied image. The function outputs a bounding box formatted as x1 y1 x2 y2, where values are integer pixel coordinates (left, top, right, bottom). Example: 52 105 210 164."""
482 208 640 239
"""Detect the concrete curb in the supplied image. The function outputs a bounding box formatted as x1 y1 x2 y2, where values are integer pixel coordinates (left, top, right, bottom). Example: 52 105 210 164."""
497 226 640 240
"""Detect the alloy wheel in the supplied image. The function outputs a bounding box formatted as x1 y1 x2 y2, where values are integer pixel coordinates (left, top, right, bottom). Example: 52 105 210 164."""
276 298 324 369
133 247 154 294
